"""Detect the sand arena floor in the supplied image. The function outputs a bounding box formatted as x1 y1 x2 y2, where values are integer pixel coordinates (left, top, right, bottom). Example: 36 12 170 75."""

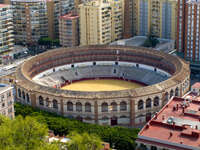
61 79 144 91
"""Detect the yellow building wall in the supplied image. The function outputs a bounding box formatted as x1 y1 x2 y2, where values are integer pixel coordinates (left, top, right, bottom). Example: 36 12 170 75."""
134 0 177 40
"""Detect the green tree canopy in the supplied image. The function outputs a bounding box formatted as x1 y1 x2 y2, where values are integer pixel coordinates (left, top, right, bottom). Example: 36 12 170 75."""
15 103 140 150
67 132 103 150
38 37 60 46
0 115 59 150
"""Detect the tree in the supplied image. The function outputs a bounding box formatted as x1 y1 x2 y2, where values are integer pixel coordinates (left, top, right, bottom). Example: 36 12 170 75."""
38 37 60 47
0 115 59 150
67 132 103 150
38 37 52 46
143 28 159 48
15 103 140 150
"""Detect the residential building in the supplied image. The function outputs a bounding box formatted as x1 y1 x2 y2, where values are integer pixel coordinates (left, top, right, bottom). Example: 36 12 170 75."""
184 0 200 62
59 11 79 47
79 0 112 45
0 4 14 55
79 0 124 46
11 0 74 45
47 0 74 39
108 0 123 41
59 0 74 15
136 95 200 150
133 0 177 40
0 84 14 119
0 0 10 4
191 82 200 95
123 0 133 38
176 0 187 53
11 0 49 45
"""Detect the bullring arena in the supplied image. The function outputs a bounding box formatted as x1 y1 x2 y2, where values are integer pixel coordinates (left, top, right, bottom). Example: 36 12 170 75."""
15 45 190 127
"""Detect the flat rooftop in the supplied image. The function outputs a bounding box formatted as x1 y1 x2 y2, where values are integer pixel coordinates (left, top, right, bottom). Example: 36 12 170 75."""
192 82 200 89
0 84 13 94
60 12 79 20
137 95 200 150
0 4 9 8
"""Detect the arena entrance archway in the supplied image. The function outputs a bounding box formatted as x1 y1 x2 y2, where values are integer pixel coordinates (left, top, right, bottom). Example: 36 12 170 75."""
111 116 118 126
146 113 151 122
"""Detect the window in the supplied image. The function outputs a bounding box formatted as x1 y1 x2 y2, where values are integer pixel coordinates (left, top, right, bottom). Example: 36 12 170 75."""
76 102 82 112
39 96 44 106
175 87 179 96
138 100 144 110
1 95 4 101
7 92 11 97
85 102 91 112
26 93 30 103
111 102 117 111
153 97 159 107
146 98 152 108
164 92 169 102
22 91 25 100
120 101 127 111
101 102 108 112
170 90 174 98
46 98 50 107
53 99 58 109
67 101 73 111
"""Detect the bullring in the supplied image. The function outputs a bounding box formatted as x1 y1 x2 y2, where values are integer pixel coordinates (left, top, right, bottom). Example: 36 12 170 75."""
15 45 190 127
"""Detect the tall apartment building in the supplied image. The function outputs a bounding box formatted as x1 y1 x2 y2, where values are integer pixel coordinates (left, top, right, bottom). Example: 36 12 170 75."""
48 0 74 39
134 0 177 40
59 12 79 47
11 0 74 45
0 4 14 54
59 0 74 15
0 84 14 119
11 0 49 45
108 0 123 41
79 0 112 45
0 0 10 4
79 0 123 46
184 0 200 62
176 0 187 52
123 0 133 38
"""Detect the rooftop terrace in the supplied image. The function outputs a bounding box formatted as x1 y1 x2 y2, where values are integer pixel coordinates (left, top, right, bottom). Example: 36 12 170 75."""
137 94 200 150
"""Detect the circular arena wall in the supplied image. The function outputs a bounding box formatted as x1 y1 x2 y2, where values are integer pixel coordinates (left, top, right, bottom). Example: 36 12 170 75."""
15 45 190 127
